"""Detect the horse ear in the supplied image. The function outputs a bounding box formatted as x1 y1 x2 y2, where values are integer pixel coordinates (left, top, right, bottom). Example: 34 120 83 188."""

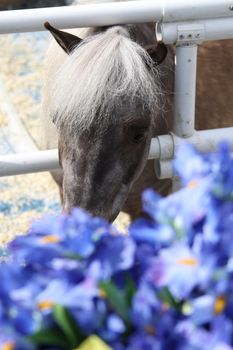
145 42 168 66
44 22 82 54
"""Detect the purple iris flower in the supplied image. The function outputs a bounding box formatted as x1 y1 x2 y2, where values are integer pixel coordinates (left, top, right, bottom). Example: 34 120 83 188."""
130 216 174 247
146 243 202 299
209 142 233 199
175 320 233 350
99 314 126 342
57 208 112 258
173 143 211 185
90 235 136 279
188 295 220 326
131 282 160 329
127 332 162 350
9 208 111 267
8 231 63 268
0 142 232 349
141 184 211 246
0 330 34 350
141 189 161 221
36 277 99 310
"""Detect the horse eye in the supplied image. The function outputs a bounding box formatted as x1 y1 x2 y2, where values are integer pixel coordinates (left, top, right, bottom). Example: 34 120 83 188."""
132 128 149 143
133 133 145 143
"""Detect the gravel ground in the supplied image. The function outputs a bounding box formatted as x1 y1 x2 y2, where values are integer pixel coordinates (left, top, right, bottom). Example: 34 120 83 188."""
0 31 61 245
0 1 70 246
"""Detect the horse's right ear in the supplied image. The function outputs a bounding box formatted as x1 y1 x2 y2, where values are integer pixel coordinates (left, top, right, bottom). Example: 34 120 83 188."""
145 42 168 66
44 22 82 54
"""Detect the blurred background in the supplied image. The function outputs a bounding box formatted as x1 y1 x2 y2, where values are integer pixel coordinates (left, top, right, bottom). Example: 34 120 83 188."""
0 0 72 244
0 0 70 10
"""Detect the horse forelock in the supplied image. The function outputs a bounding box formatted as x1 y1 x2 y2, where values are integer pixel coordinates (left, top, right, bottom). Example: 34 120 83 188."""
49 25 162 133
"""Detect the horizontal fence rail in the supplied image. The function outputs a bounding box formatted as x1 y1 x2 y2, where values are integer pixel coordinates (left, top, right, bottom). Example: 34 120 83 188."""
0 150 59 177
149 127 233 160
157 17 233 44
0 127 232 177
0 0 232 33
0 0 232 178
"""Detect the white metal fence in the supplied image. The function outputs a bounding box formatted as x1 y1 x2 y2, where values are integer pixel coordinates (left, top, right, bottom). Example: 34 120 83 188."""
0 0 233 178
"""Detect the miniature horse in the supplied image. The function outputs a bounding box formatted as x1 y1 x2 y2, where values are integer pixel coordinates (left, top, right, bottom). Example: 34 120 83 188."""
42 0 233 221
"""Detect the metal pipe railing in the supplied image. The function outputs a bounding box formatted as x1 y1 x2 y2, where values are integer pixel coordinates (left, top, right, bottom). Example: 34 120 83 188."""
0 150 59 177
0 127 232 177
149 127 233 160
157 17 233 45
0 0 232 34
0 0 232 179
173 45 197 138
155 154 233 180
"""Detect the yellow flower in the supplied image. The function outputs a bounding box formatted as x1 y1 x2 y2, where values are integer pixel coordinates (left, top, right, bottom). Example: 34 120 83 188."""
76 335 112 350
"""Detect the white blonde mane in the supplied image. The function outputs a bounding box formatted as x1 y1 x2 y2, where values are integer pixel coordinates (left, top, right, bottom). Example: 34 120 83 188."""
48 2 162 132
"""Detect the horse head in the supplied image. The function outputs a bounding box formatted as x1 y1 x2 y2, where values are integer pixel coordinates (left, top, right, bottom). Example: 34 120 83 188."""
45 22 167 221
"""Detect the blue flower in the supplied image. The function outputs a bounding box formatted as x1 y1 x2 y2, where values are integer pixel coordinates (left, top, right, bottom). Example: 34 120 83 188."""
35 277 107 335
90 235 136 280
140 184 211 244
130 217 174 247
175 320 233 350
99 314 126 342
209 142 233 199
141 189 161 221
127 332 162 350
173 143 211 185
0 330 34 350
1 142 233 350
187 295 227 326
131 282 160 329
146 243 202 299
57 209 112 258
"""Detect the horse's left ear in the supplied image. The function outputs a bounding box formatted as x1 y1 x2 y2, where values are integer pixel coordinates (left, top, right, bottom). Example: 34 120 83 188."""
145 42 168 66
44 22 82 54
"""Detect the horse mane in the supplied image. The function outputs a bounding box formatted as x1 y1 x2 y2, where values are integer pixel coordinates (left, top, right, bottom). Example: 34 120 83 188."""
49 10 162 132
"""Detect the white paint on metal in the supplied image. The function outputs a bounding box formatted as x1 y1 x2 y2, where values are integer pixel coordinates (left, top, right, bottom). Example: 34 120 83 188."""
0 149 59 177
154 159 173 180
0 0 232 181
0 0 232 34
149 127 233 160
157 17 233 45
0 127 232 177
173 45 198 138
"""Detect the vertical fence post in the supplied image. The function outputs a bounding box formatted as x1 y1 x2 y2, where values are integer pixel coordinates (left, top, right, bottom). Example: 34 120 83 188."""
173 44 198 138
172 44 198 190
156 22 200 189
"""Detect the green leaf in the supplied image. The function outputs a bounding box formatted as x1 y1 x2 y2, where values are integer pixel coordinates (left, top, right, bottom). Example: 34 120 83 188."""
53 304 84 348
29 327 68 349
158 287 182 311
100 281 130 323
77 335 112 350
124 275 136 307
